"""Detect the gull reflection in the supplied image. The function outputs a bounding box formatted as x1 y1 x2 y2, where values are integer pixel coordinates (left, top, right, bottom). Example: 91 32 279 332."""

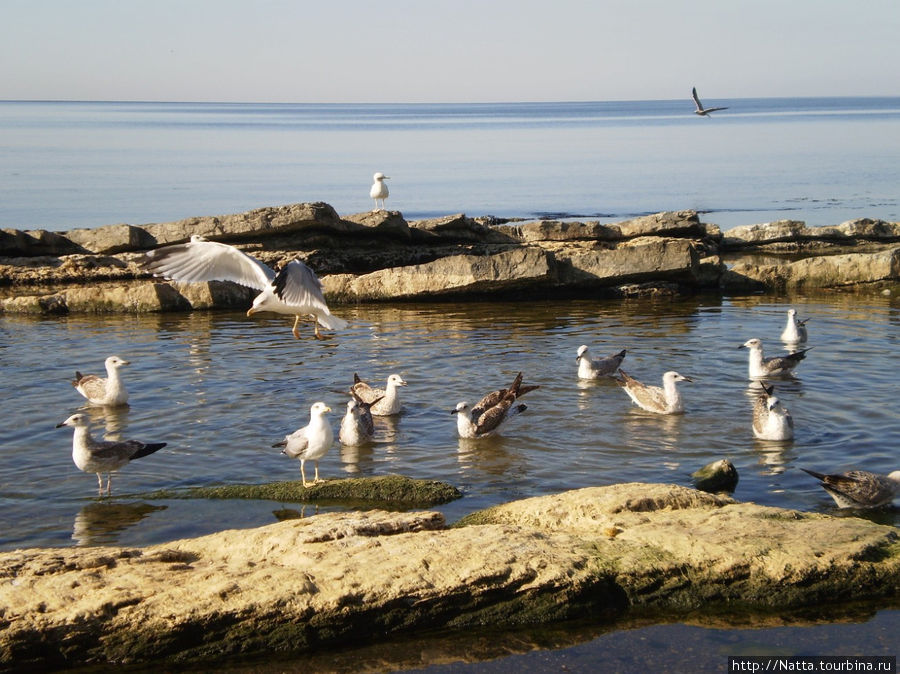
82 404 131 442
753 438 795 475
72 501 167 546
340 442 376 475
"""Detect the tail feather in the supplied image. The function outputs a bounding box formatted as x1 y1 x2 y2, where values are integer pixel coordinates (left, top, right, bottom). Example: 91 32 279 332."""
316 312 348 331
132 442 167 460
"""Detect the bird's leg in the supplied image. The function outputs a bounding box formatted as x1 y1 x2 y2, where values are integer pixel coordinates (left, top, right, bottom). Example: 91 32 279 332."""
96 473 104 494
106 474 112 496
312 316 325 340
313 462 325 485
300 460 309 488
291 315 302 340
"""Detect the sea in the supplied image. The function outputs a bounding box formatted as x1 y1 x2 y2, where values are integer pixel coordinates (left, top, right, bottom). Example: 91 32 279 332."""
1 99 899 672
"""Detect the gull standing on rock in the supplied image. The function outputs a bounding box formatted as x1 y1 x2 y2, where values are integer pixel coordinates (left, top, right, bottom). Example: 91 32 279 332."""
740 338 810 379
780 309 809 344
339 393 382 446
56 413 166 495
575 344 626 379
142 236 347 340
452 372 539 439
751 383 794 441
350 373 407 416
72 356 130 406
616 369 692 415
274 402 334 487
370 172 390 211
801 467 900 509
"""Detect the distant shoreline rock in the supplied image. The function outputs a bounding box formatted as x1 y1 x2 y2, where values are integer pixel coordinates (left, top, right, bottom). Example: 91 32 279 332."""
2 203 899 314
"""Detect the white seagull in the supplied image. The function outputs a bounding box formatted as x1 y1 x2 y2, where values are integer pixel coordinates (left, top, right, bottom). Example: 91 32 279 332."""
142 236 347 340
370 172 390 211
273 402 334 487
740 338 810 379
56 413 166 495
780 309 809 344
71 355 130 406
692 87 729 117
339 393 382 446
452 372 539 439
801 467 900 509
616 369 692 415
751 383 794 441
576 344 626 379
350 373 407 416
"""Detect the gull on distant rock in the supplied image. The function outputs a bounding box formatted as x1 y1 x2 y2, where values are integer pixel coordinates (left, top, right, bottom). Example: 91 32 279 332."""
274 402 333 487
616 369 692 415
740 338 810 379
142 236 347 340
692 87 729 117
452 372 539 439
780 309 809 344
576 344 626 379
350 373 407 416
370 172 390 211
801 467 900 509
72 355 130 406
751 383 794 441
56 413 166 495
339 393 382 446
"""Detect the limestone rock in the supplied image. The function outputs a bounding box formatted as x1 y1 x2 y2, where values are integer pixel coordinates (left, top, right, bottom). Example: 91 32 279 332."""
343 210 412 240
63 224 156 254
552 237 700 286
0 228 83 257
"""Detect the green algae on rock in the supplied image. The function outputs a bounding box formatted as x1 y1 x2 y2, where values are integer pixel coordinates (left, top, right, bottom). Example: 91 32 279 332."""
137 474 462 507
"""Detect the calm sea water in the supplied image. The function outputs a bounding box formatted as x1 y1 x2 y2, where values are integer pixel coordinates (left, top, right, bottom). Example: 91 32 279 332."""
1 97 899 230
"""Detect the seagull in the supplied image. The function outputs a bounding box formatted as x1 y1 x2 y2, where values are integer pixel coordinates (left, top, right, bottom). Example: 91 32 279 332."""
71 356 130 406
350 373 407 416
576 345 626 379
692 87 729 117
751 383 794 441
56 413 166 495
339 393 382 446
616 369 692 415
370 172 390 211
780 309 809 344
740 338 811 379
801 467 900 509
452 372 539 439
142 236 347 339
273 402 334 487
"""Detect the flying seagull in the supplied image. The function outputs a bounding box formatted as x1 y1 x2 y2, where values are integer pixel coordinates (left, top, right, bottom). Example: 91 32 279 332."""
56 413 166 495
452 372 539 439
71 355 130 406
692 87 728 117
801 467 900 509
142 236 347 340
370 172 390 211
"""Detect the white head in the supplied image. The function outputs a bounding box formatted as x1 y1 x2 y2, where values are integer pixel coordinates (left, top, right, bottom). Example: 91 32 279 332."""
451 401 471 418
373 172 389 182
106 356 130 369
741 338 762 351
386 374 407 388
787 309 797 319
56 413 88 429
663 371 692 384
888 471 900 485
346 399 361 416
190 234 208 243
310 401 332 418
576 345 589 361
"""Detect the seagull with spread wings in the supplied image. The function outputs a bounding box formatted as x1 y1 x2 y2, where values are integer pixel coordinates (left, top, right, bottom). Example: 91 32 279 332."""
692 87 729 117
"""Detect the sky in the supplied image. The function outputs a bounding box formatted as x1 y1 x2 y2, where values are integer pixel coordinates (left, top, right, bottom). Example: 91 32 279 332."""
2 0 898 103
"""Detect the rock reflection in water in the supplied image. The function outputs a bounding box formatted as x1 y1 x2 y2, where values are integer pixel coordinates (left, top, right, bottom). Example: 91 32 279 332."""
71 501 167 546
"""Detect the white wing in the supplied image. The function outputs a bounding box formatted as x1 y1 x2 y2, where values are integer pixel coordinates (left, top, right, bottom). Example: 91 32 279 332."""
272 260 329 311
143 239 275 291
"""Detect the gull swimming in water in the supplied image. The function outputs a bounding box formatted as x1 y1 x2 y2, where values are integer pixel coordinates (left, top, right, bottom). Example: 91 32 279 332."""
740 338 810 379
780 309 809 344
71 356 130 406
56 413 166 495
370 172 390 211
751 383 794 441
801 467 900 509
339 393 382 446
350 373 407 416
576 344 626 379
452 372 539 439
273 401 333 487
142 236 347 339
691 87 729 117
616 369 692 415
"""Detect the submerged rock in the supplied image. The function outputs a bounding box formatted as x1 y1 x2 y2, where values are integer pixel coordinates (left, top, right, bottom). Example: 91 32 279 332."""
692 458 739 493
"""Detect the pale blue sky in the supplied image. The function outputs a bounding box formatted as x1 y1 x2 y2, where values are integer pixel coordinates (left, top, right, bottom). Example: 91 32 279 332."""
2 0 897 103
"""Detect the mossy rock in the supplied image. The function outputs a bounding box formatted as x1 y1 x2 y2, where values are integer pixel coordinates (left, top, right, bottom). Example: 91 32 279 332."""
138 475 462 508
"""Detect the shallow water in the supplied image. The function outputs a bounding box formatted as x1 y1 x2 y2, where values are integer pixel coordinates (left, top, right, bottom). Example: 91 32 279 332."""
2 293 899 552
